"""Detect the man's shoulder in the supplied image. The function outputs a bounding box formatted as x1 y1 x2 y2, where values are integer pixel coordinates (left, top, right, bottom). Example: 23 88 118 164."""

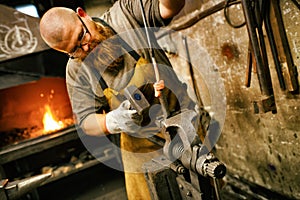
66 59 85 83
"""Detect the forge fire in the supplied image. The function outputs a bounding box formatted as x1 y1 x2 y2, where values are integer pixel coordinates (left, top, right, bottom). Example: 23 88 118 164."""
0 77 74 148
43 104 73 133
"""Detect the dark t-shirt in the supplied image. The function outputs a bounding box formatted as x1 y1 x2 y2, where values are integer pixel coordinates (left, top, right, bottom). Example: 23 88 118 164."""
66 0 195 128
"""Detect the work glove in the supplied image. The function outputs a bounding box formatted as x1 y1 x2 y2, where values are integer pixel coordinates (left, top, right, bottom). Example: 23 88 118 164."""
105 100 142 134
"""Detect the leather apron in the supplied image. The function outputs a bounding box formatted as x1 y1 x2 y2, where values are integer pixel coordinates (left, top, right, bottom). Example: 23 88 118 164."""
103 57 167 200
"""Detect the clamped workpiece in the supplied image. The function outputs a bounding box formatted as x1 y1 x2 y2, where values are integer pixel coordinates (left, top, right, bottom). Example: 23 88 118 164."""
144 109 226 200
161 110 226 179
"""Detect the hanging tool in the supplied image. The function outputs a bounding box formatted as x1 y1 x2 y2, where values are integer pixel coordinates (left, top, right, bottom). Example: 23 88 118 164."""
264 0 286 90
241 0 277 114
271 0 299 92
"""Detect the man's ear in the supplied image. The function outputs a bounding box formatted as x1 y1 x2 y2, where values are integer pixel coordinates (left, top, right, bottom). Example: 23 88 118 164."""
76 7 92 19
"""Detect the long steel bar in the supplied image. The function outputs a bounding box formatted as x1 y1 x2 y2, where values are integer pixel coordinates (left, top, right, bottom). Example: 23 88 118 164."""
138 0 170 118
264 0 286 90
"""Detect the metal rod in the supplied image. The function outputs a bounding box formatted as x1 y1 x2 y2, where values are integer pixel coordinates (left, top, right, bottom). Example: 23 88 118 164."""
138 0 170 118
264 0 286 90
182 35 204 107
147 135 165 147
272 0 299 92
245 41 253 87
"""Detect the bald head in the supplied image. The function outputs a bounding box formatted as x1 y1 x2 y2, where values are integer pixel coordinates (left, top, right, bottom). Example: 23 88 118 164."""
40 7 77 50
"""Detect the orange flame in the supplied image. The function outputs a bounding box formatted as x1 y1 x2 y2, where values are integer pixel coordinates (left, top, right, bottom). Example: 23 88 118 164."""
43 105 64 133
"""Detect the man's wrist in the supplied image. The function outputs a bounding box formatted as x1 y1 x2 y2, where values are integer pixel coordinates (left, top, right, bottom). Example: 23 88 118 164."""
103 114 110 134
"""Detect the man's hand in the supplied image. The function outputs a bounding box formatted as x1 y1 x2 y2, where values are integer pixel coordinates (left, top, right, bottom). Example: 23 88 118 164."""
153 80 165 97
105 100 141 134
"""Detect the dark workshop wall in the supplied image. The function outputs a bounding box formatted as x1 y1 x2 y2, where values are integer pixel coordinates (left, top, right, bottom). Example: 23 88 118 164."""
160 0 299 199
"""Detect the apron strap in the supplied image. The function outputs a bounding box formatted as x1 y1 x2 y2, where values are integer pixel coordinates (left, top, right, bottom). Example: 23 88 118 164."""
91 17 141 91
90 66 108 90
92 17 141 62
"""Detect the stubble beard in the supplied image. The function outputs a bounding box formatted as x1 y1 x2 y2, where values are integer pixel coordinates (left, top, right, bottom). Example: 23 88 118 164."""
85 24 124 77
